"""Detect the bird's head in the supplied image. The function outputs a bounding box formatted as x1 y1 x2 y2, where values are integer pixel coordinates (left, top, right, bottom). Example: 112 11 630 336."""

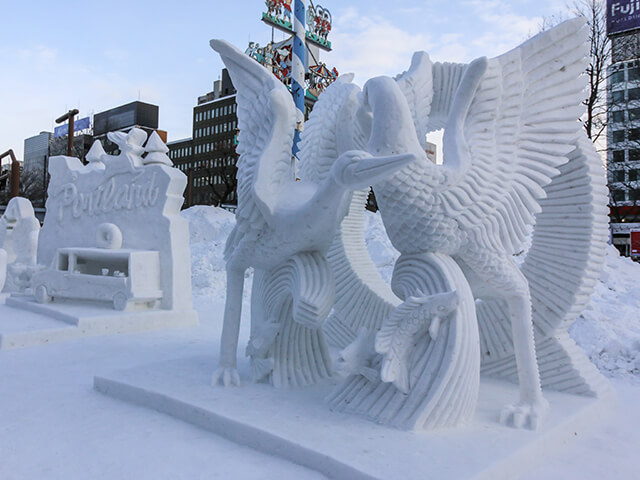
330 149 416 190
360 76 396 112
360 76 420 156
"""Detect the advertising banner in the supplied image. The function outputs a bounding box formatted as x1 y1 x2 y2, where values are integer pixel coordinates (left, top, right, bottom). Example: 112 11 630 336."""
54 116 91 138
608 1 640 35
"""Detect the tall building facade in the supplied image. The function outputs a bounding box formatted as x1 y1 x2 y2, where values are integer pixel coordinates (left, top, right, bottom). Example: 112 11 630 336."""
607 1 640 256
23 132 52 173
169 70 240 208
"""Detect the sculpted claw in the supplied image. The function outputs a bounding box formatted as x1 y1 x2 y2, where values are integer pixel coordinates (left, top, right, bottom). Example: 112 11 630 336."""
499 398 549 430
212 367 241 387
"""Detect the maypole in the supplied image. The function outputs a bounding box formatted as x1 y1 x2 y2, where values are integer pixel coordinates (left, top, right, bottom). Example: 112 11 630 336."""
258 0 335 165
291 0 307 160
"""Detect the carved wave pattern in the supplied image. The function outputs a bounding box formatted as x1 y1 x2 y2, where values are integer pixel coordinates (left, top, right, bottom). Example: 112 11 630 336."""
328 253 479 430
252 252 334 388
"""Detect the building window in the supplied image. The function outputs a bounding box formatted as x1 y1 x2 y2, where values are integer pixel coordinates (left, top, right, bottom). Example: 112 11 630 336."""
631 189 640 202
612 169 626 182
612 190 626 202
613 90 625 103
613 130 625 143
612 69 625 84
612 110 625 123
630 128 640 141
630 88 640 101
630 169 639 182
629 67 640 82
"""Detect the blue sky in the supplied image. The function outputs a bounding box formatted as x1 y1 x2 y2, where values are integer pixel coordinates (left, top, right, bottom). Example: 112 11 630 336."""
1 0 566 162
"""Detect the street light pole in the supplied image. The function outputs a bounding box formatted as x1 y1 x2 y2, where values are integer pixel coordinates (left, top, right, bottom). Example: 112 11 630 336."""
55 109 80 157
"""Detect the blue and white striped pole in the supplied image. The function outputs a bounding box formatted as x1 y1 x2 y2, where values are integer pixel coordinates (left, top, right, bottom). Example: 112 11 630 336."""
291 0 306 161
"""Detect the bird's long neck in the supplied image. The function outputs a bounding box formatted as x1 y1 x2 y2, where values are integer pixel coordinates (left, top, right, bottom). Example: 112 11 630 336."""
367 85 435 185
311 176 352 225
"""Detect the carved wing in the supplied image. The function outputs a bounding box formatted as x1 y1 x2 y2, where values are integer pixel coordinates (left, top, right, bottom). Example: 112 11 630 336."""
439 18 589 255
427 61 467 132
393 52 433 150
210 39 296 226
394 52 467 143
297 73 369 183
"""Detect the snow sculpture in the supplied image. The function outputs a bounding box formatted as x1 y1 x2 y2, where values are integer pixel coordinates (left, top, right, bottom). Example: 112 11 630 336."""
210 39 415 387
324 18 610 430
0 197 40 292
32 130 194 313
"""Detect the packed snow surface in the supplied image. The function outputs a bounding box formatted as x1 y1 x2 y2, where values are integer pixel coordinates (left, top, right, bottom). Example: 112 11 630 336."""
1 205 639 480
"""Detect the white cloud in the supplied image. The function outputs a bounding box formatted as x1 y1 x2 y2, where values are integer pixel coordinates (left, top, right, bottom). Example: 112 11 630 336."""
329 9 434 84
326 3 541 83
461 1 542 57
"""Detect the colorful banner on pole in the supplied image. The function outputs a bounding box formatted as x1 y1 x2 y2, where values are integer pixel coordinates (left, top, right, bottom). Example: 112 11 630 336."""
608 0 640 35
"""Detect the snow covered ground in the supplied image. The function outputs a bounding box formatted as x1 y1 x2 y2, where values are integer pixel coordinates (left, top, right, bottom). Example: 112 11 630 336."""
1 205 640 479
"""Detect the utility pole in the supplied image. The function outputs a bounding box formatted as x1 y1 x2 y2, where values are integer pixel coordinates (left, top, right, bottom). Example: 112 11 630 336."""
0 149 20 199
55 108 80 157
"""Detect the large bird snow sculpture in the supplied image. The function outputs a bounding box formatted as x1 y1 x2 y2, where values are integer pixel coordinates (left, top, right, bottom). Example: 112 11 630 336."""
325 18 611 430
210 40 415 387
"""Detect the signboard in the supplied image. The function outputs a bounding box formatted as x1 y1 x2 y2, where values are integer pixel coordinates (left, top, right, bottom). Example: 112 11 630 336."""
631 230 640 256
608 0 640 35
611 222 640 234
54 117 91 138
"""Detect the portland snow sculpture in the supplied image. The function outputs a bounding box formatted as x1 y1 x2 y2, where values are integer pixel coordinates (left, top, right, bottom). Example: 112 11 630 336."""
210 39 414 387
323 18 610 430
0 197 40 293
4 128 197 344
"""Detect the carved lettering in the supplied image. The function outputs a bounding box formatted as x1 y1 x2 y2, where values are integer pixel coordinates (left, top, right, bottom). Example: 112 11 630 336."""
54 172 160 220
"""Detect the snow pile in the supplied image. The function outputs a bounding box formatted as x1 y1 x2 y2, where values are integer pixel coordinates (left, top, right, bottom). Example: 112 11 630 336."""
181 206 236 301
181 206 253 303
182 206 640 382
571 245 640 382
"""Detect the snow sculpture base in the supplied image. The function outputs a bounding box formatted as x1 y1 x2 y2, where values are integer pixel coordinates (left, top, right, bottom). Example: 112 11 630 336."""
94 354 614 480
0 296 197 350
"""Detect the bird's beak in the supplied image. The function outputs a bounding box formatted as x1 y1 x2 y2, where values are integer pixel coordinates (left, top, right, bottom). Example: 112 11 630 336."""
352 153 415 185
